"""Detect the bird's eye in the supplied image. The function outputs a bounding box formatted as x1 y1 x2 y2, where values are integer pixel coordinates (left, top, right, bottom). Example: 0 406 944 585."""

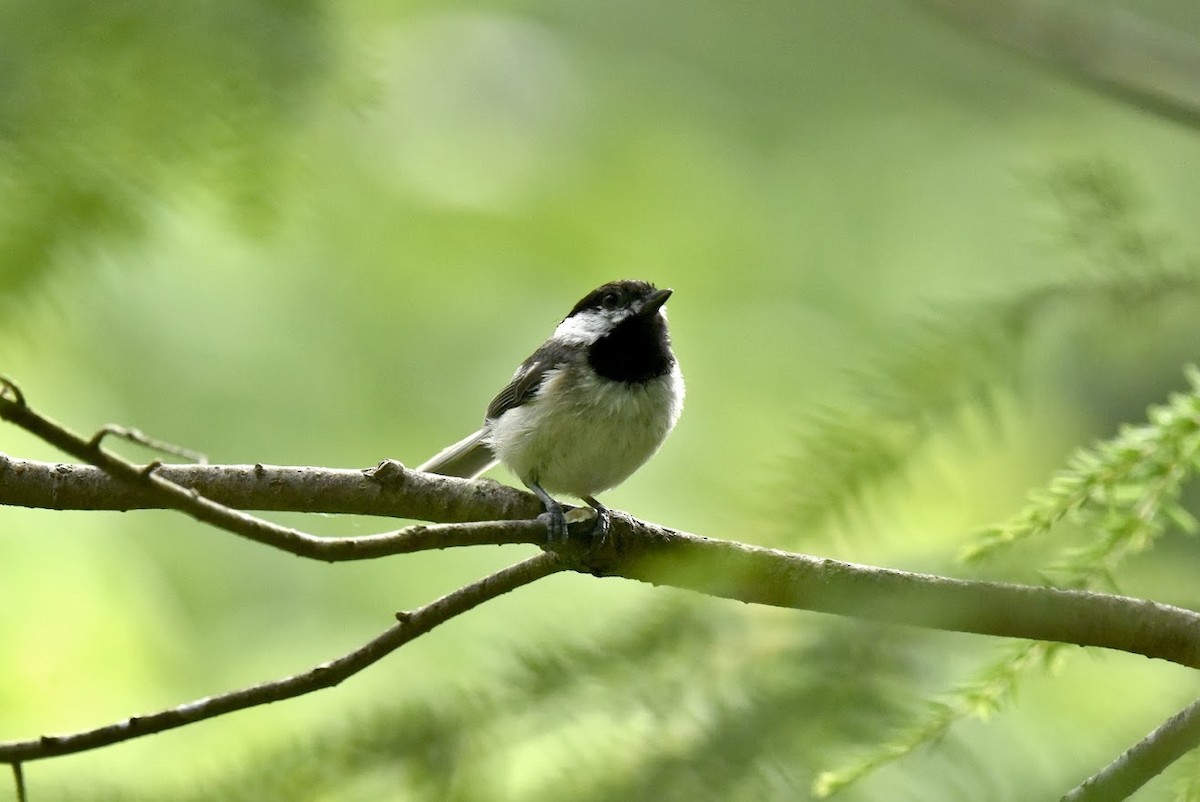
601 292 620 309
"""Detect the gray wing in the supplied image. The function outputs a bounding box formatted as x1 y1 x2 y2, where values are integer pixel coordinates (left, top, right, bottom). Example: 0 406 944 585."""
484 340 570 421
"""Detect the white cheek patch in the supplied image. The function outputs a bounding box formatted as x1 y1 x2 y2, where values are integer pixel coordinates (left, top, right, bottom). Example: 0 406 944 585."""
552 308 628 345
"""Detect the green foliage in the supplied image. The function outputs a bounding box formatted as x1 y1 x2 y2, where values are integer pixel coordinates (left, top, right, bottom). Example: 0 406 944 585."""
1041 159 1181 278
0 0 327 299
804 167 1200 797
814 640 1061 798
775 160 1200 542
816 365 1200 795
966 368 1200 576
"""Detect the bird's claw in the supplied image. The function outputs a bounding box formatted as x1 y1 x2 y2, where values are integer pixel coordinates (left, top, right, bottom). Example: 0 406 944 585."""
541 504 569 544
542 504 610 547
589 505 610 546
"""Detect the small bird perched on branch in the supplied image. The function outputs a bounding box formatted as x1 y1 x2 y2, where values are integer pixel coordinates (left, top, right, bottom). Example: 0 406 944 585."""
418 279 685 541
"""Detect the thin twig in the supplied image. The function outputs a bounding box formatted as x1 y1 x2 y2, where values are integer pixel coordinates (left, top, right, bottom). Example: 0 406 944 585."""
90 424 208 464
11 763 25 802
1061 695 1200 801
0 552 562 763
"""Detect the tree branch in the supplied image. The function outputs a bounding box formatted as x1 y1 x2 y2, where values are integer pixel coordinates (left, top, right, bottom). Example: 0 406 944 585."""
0 382 545 558
0 552 562 763
0 455 541 523
913 0 1200 131
0 455 552 557
5 455 1200 670
1061 695 1200 802
599 523 1200 669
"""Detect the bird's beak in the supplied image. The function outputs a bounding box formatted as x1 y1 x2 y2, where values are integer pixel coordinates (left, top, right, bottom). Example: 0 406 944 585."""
639 288 673 316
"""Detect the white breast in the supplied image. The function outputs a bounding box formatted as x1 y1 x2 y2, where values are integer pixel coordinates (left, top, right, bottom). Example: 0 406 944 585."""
486 362 684 499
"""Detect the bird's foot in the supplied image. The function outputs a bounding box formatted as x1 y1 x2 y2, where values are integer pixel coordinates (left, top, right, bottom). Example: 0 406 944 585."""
529 485 610 548
540 502 569 544
582 496 610 547
558 505 608 544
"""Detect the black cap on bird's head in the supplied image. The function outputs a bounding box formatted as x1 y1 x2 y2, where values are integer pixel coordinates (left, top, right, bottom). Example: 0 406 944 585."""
566 280 673 321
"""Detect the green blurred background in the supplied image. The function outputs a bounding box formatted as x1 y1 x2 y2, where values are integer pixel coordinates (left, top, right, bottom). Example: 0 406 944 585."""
4 1 1200 799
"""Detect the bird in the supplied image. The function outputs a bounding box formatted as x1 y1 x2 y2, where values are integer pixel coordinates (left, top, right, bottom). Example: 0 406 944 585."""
417 279 685 542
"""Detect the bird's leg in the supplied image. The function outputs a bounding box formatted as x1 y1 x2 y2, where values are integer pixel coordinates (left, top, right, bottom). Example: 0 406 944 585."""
526 480 568 544
582 496 610 543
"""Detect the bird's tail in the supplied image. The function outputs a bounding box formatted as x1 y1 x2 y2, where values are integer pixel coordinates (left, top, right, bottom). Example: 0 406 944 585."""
416 429 497 478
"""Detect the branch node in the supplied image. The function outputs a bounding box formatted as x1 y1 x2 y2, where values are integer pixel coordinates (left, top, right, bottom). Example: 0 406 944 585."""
88 424 126 451
394 610 413 623
545 513 624 576
0 375 26 407
365 459 408 486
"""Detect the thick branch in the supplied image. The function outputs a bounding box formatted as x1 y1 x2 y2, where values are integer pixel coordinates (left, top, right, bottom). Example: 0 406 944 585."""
1061 695 1200 802
0 386 548 559
0 455 549 558
596 522 1200 670
4 455 1200 669
0 455 541 524
0 552 562 763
